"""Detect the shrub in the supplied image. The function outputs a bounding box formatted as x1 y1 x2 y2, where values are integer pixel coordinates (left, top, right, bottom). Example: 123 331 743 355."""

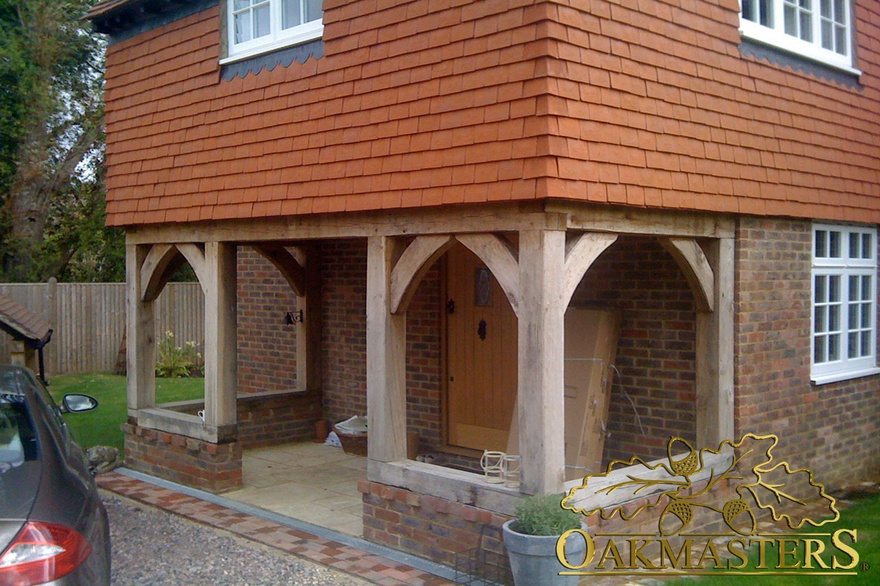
155 331 202 378
511 493 583 536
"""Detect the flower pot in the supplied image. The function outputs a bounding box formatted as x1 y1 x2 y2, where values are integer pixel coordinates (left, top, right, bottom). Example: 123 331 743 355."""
502 519 586 586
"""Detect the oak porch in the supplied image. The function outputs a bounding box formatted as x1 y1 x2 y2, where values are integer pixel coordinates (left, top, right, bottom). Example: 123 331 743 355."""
123 204 734 501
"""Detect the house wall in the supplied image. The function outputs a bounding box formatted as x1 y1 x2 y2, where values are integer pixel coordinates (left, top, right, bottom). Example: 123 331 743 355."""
237 247 299 394
314 239 444 448
735 217 880 489
101 0 880 228
571 236 698 464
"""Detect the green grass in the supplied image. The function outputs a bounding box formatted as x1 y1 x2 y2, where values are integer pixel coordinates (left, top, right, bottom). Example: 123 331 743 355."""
47 373 204 453
665 493 879 585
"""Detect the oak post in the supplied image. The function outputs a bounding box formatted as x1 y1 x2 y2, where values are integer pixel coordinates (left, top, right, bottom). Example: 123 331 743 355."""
366 236 408 462
696 238 735 446
516 229 566 494
126 243 156 415
203 242 238 431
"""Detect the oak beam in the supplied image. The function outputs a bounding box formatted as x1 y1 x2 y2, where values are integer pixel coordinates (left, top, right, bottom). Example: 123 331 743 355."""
660 238 714 312
177 243 209 294
562 232 618 308
389 235 454 314
252 244 306 297
140 244 182 302
456 234 521 316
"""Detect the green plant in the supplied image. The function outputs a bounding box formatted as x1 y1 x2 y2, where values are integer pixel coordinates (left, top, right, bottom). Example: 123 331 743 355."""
511 493 583 536
155 331 202 378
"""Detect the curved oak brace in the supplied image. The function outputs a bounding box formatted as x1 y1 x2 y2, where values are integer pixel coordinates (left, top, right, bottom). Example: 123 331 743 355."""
140 244 184 302
660 237 714 312
177 243 209 295
389 235 455 314
252 244 306 296
561 232 618 308
456 234 521 316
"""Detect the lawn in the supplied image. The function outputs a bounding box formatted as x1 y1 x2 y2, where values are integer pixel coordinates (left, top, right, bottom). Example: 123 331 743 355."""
47 373 204 453
664 492 879 585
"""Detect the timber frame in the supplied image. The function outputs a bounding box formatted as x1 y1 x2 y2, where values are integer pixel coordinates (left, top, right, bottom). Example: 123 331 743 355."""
125 202 734 513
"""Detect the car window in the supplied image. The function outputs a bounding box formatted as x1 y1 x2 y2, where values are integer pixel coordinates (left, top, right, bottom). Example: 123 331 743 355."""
0 395 38 472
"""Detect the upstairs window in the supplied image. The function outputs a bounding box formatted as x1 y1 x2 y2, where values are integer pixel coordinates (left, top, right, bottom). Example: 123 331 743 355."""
812 224 878 383
224 0 323 63
741 0 857 72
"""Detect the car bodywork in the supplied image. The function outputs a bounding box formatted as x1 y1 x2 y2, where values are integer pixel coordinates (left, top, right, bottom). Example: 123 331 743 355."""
0 366 110 585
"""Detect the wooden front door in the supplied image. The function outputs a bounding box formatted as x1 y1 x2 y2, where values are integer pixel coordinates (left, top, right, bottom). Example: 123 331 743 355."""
445 245 518 452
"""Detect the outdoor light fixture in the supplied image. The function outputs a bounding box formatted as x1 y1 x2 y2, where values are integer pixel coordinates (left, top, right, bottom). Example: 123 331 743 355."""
284 310 304 324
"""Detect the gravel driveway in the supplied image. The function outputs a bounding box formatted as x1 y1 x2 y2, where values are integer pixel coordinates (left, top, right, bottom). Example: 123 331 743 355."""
104 494 369 585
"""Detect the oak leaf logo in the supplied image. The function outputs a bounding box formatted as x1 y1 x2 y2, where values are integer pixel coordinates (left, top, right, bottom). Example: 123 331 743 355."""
561 433 839 536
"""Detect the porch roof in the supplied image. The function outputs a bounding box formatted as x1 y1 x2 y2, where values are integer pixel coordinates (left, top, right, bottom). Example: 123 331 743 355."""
0 294 52 348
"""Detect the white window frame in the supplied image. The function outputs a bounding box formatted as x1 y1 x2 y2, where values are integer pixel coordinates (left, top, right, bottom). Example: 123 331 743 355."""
811 223 880 384
221 0 323 65
740 0 861 75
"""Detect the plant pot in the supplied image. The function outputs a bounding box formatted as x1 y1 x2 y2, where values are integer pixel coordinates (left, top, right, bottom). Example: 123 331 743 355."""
502 519 586 586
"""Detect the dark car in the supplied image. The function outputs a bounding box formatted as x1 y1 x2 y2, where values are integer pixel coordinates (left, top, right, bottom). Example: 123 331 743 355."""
0 366 110 585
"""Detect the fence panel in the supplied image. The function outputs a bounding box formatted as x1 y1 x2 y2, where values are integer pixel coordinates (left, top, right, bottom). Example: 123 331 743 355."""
0 282 204 375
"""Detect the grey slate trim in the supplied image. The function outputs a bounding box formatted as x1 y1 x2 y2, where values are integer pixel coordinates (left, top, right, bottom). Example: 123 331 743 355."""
739 38 862 90
220 40 324 80
101 0 219 45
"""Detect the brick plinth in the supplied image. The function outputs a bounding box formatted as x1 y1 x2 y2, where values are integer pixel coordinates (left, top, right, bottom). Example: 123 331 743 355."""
122 422 242 493
359 481 511 567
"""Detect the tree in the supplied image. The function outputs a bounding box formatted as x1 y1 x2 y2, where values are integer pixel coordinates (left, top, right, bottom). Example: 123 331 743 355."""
0 0 113 282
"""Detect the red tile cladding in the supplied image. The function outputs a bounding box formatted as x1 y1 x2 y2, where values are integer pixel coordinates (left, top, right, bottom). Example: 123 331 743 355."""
102 1 880 227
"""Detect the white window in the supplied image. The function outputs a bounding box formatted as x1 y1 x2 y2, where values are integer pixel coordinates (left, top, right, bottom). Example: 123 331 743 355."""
740 0 859 73
223 0 323 64
812 224 879 383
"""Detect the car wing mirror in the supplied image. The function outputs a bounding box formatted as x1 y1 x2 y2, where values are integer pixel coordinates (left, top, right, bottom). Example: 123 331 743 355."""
61 394 99 413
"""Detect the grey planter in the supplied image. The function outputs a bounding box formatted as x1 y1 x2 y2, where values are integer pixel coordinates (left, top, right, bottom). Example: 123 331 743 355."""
502 519 586 586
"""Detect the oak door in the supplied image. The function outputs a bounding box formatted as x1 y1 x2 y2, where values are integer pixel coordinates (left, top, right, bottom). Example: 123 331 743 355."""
445 245 518 452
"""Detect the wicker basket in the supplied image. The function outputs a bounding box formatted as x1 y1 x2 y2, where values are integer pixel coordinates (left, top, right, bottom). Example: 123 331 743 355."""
333 424 368 456
333 424 419 458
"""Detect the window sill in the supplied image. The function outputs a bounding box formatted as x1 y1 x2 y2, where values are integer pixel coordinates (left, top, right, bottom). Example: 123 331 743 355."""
811 366 880 386
739 21 860 77
221 25 323 66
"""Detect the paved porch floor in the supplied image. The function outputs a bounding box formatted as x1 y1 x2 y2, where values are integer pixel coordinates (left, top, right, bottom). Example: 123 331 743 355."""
225 441 367 537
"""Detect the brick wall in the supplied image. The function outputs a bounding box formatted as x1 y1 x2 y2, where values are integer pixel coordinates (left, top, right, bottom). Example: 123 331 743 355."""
122 422 242 492
237 247 299 394
735 217 880 490
571 236 697 464
319 238 443 449
320 239 368 424
237 391 322 449
359 480 510 568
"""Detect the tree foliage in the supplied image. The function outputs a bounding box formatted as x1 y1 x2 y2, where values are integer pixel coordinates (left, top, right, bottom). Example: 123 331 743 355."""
0 0 121 282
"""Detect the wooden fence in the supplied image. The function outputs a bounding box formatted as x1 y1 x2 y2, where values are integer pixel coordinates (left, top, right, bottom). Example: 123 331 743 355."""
0 281 204 375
